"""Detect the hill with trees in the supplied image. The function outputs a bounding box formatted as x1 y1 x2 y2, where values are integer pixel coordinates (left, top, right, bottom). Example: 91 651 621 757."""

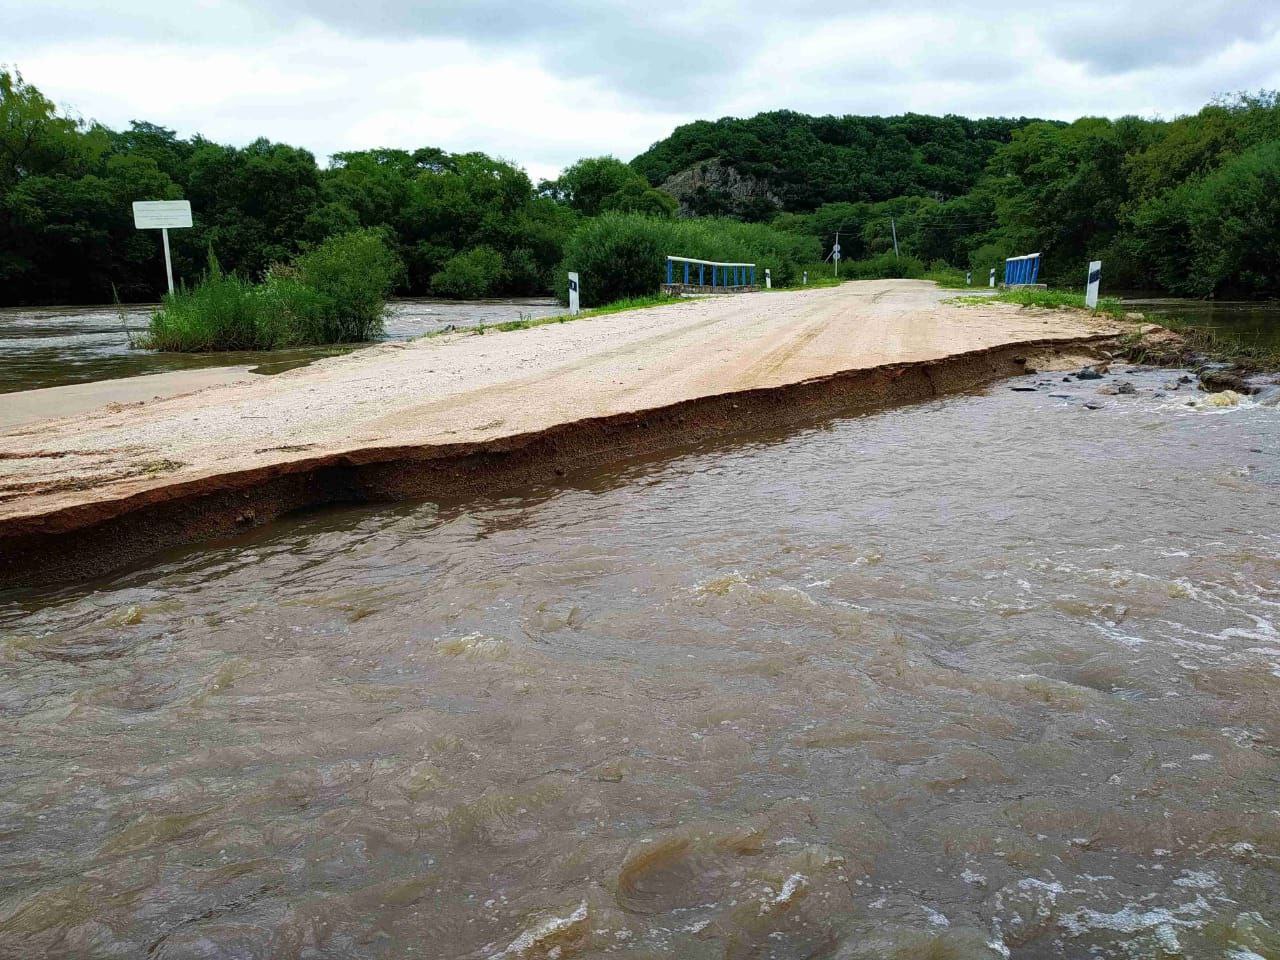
630 110 1039 217
637 98 1280 297
4 66 1280 308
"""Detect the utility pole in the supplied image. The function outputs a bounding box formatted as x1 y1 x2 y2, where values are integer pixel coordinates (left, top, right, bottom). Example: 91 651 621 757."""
891 218 899 258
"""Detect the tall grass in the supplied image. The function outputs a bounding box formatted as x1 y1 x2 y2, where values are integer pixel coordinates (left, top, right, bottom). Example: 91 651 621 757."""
984 288 1128 318
142 229 400 352
144 261 264 352
557 213 820 307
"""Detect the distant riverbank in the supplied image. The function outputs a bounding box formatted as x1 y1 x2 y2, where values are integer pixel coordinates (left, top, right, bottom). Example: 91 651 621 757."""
0 297 559 393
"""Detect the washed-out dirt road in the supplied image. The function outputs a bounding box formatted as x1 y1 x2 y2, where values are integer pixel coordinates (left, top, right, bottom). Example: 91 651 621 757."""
0 280 1120 581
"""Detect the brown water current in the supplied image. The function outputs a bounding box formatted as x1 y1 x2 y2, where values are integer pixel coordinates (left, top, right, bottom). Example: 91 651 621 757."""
1 365 1279 959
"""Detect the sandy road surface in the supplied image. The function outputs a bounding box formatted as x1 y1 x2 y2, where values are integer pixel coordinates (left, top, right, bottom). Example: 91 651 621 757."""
0 280 1117 533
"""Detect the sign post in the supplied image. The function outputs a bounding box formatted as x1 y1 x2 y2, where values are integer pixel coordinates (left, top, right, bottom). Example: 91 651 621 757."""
1085 260 1102 309
965 271 972 286
802 271 808 285
764 269 772 290
132 200 192 295
567 272 580 316
989 268 996 288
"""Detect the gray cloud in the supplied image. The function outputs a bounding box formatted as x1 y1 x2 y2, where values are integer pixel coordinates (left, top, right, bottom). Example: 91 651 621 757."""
4 0 1280 173
1041 1 1280 73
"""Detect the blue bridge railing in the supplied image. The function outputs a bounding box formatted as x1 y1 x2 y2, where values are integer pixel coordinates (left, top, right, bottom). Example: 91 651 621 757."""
1004 253 1041 286
664 255 757 291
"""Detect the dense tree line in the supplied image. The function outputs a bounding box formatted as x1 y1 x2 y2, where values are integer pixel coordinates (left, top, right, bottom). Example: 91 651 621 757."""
660 97 1280 297
0 71 672 306
5 65 1280 306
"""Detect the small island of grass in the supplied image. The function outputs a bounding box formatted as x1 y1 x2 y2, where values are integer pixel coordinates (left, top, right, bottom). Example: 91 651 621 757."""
141 229 399 352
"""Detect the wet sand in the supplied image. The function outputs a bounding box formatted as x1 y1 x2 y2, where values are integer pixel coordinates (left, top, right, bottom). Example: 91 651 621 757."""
0 366 256 431
0 281 1120 580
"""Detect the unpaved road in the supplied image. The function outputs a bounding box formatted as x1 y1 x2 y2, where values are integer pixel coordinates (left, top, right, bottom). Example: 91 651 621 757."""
0 280 1117 538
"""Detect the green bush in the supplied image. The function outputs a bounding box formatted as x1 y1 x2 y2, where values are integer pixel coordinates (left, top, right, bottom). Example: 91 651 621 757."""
143 230 398 351
431 246 505 298
844 252 926 280
294 228 399 341
557 212 819 307
144 256 264 351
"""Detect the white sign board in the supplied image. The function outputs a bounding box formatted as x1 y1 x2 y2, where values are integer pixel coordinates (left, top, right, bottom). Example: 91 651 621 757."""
133 200 192 229
1085 260 1102 309
764 268 772 290
989 268 996 288
567 272 580 316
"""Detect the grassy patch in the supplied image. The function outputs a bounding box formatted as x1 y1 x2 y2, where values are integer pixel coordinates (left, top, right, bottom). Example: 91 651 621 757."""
420 294 682 341
778 263 846 289
923 268 974 290
493 294 679 331
141 230 399 352
954 287 1129 319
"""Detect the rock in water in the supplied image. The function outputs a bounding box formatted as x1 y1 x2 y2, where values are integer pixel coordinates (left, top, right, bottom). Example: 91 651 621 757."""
1076 367 1103 381
1199 369 1255 394
1117 381 1136 395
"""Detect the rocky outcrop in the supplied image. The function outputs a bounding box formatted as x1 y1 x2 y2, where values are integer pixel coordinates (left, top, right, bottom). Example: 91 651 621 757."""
658 159 781 219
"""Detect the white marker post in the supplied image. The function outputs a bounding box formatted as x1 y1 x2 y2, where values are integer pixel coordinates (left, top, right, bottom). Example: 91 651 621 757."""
764 268 772 289
1085 260 1102 309
989 268 996 288
567 272 580 316
802 271 808 285
132 200 192 295
965 271 972 286
832 242 841 277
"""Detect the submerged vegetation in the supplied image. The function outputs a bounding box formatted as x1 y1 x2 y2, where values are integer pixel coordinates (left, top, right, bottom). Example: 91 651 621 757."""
143 229 399 351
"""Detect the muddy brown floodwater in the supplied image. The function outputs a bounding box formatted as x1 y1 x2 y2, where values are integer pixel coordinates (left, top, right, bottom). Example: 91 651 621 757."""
1 365 1279 959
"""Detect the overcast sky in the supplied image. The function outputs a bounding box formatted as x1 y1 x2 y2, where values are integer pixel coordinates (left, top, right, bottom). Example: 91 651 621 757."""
5 1 1280 181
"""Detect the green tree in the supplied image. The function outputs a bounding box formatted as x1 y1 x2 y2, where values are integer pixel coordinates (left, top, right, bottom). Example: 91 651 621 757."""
542 156 675 217
1132 141 1280 296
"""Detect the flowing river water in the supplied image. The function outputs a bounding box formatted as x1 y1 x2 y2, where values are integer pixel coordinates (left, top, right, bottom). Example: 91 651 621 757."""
0 299 561 393
2 364 1279 958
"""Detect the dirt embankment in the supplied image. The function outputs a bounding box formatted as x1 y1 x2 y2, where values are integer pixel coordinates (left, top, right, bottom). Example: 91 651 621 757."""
0 281 1124 584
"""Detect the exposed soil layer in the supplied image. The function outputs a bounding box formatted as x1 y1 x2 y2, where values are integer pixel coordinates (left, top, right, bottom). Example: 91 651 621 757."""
0 281 1120 584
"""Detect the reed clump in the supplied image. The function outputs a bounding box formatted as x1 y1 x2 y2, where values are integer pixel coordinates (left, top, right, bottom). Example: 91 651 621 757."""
142 229 400 352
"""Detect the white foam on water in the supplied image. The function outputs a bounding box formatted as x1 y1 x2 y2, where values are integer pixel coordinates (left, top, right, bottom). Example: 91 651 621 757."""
1058 895 1212 940
1172 869 1219 889
494 901 588 959
772 873 807 907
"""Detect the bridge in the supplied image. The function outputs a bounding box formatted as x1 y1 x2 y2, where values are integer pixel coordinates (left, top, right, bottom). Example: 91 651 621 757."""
662 256 757 295
1003 253 1042 287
